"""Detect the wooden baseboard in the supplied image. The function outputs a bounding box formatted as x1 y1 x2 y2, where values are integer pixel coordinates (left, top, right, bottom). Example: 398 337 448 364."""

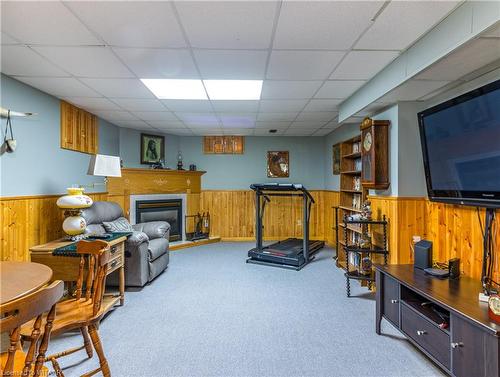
170 237 221 251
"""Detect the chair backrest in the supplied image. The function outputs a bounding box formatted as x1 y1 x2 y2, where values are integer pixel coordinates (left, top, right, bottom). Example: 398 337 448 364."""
74 240 110 317
0 280 64 377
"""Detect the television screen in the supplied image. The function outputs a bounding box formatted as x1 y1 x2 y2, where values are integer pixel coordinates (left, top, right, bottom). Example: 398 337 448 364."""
418 79 500 208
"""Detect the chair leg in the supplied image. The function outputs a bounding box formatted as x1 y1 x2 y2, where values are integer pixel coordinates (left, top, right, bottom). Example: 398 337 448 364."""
88 324 110 377
50 357 65 377
80 326 93 358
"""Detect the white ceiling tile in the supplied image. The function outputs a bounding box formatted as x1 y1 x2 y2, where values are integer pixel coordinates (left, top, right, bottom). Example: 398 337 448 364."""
355 1 459 50
210 101 259 113
323 120 342 129
133 112 179 122
315 80 366 99
1 46 69 77
254 128 285 136
289 121 328 128
219 114 256 128
1 32 19 45
33 46 133 78
193 50 267 79
1 1 101 45
113 120 152 130
162 100 213 113
284 128 316 136
66 1 186 48
175 1 276 49
175 113 220 126
92 111 138 121
13 77 99 98
330 51 399 80
274 1 383 50
161 128 194 136
255 121 291 129
261 81 323 99
110 98 166 112
267 51 345 80
257 112 298 121
191 129 224 136
296 112 337 121
80 78 154 98
312 128 333 136
302 99 342 112
223 128 254 136
114 48 198 79
259 100 308 113
414 38 500 81
63 97 121 111
381 80 451 102
147 121 186 129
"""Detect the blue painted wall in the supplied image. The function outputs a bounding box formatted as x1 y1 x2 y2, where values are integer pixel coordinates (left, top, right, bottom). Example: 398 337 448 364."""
178 136 325 190
0 74 120 196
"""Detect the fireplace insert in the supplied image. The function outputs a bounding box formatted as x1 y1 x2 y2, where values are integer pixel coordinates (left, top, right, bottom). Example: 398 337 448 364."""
135 199 182 242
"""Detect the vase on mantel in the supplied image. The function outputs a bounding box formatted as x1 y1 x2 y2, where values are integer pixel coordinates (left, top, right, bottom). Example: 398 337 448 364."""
56 187 93 236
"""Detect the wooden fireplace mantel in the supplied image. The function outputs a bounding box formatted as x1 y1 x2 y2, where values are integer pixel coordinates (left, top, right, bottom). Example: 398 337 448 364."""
106 168 206 219
107 168 206 196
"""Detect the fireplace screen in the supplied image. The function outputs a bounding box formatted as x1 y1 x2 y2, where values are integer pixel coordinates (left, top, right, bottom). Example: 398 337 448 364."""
135 199 182 242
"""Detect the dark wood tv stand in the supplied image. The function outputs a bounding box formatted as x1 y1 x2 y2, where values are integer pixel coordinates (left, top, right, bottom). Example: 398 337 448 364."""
375 264 500 377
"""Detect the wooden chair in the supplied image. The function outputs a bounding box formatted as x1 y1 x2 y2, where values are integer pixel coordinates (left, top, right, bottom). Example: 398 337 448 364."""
1 280 64 377
21 240 112 377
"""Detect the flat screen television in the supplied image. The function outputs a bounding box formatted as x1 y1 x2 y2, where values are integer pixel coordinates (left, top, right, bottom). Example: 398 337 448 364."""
418 79 500 208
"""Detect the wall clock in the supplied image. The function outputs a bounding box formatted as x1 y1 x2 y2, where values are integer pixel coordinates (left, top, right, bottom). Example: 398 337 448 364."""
360 117 390 189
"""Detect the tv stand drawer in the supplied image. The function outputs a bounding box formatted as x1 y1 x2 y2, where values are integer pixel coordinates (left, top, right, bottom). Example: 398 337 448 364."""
401 304 450 369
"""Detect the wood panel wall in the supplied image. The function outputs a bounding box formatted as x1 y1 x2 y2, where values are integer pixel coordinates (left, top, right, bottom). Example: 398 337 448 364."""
370 196 500 281
199 190 340 244
0 193 108 262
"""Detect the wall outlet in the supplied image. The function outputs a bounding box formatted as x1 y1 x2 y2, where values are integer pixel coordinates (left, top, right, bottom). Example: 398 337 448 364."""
412 235 422 244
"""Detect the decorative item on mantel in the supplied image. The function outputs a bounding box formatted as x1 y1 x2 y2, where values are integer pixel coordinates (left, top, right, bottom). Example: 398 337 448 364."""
56 187 93 238
177 150 184 170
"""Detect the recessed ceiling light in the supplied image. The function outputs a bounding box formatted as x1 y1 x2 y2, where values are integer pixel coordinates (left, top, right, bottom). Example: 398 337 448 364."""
203 80 262 100
141 79 208 100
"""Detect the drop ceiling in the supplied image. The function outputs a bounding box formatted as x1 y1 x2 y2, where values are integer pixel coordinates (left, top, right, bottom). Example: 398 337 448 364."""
0 1 464 136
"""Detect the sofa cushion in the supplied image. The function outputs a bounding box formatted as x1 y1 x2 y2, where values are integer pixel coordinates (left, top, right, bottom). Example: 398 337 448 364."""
103 217 134 232
133 221 170 239
82 201 124 225
148 238 168 261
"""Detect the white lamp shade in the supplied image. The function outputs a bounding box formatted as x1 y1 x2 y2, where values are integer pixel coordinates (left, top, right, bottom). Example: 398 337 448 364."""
87 154 121 177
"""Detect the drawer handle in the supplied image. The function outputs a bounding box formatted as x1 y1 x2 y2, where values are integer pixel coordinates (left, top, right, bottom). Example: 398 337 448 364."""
416 330 427 336
451 342 464 349
110 260 118 269
110 246 118 254
391 299 398 304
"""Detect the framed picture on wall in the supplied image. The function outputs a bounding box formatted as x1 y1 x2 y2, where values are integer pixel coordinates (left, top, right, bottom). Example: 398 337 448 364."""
141 133 165 165
332 143 341 175
267 151 289 178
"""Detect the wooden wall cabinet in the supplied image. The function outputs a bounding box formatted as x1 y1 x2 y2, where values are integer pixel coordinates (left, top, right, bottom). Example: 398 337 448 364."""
203 136 244 154
60 100 98 154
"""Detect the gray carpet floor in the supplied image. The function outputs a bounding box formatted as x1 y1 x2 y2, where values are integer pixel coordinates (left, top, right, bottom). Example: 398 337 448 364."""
49 242 444 377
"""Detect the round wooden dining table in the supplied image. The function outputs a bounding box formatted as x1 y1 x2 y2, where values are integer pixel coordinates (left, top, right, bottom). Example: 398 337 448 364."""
0 261 53 305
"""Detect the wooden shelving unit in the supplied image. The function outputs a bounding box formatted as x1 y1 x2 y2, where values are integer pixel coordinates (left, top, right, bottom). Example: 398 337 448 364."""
335 135 367 270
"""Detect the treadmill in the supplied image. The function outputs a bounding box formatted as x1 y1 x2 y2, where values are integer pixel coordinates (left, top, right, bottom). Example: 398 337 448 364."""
247 183 325 270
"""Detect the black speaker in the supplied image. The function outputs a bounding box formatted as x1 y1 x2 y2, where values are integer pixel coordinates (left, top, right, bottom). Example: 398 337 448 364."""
414 240 432 270
448 258 460 279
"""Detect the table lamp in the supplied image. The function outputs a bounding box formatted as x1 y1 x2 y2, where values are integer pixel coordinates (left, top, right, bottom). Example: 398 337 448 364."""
87 154 122 182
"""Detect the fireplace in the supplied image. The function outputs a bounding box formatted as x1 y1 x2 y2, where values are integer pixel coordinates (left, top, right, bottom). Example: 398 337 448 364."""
135 199 182 242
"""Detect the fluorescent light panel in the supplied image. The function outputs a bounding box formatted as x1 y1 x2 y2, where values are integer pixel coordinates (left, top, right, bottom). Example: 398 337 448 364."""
203 80 262 100
141 79 207 100
141 79 262 100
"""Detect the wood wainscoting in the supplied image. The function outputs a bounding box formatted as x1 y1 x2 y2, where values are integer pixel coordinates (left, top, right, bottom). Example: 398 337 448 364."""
370 196 500 282
0 192 108 262
200 190 340 245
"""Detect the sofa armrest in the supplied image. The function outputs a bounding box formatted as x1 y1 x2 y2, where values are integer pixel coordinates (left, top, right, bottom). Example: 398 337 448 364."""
133 221 171 240
126 231 149 251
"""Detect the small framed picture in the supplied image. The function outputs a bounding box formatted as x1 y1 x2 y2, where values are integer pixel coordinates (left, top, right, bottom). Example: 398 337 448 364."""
141 133 165 165
332 143 341 175
267 151 289 178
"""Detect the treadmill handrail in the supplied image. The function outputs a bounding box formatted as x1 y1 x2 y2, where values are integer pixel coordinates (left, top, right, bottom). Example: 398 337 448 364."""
250 183 315 203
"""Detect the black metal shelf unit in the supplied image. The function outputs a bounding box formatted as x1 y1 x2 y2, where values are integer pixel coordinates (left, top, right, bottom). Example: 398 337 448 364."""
344 215 388 297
